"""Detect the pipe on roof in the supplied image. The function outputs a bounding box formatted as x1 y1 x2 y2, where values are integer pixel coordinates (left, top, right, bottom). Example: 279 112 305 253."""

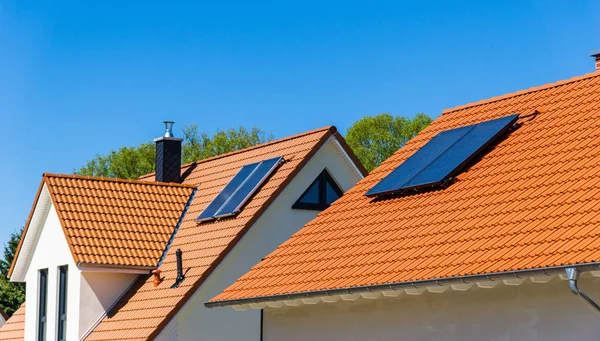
565 268 600 315
205 263 600 308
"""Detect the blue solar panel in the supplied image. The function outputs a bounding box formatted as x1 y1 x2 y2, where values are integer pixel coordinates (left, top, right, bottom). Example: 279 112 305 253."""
365 125 473 197
366 114 518 197
214 156 283 218
196 156 283 222
404 115 518 189
196 163 259 222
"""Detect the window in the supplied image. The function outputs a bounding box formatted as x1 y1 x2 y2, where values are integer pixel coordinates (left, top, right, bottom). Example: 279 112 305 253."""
57 265 68 341
37 269 48 341
293 169 343 210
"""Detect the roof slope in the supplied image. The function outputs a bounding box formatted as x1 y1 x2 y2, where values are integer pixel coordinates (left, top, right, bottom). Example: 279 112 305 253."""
10 175 195 276
211 71 600 303
0 302 25 341
86 127 360 340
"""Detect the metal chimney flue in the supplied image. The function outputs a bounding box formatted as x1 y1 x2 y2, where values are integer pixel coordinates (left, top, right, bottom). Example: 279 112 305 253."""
171 248 186 288
163 121 175 138
154 121 183 183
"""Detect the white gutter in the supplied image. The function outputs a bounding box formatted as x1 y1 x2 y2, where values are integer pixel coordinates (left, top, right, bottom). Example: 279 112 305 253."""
205 263 600 309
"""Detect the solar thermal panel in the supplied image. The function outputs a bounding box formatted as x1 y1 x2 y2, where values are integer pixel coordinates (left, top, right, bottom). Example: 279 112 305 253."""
365 125 473 197
214 156 283 218
365 114 519 197
196 156 283 222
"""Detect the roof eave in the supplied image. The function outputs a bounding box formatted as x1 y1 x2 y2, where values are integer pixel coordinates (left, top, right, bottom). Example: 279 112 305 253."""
77 262 155 274
205 262 600 308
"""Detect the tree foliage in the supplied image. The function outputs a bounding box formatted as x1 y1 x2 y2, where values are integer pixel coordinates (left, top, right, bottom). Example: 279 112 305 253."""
0 228 25 317
181 125 273 163
76 126 274 180
346 113 433 171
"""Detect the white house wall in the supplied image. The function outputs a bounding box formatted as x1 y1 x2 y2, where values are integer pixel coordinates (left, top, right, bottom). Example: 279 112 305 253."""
79 272 137 339
24 203 80 341
263 276 600 341
156 137 363 341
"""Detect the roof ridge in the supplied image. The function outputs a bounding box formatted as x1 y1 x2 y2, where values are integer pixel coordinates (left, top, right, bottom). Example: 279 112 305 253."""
44 173 196 189
443 71 600 115
139 126 336 179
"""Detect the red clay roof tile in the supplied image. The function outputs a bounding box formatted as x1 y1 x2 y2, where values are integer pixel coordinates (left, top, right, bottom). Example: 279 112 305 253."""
9 175 195 277
210 71 600 304
0 302 25 341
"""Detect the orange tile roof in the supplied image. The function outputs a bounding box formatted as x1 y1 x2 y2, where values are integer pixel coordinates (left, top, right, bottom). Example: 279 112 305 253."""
210 71 600 304
0 302 25 341
86 127 362 340
9 175 195 276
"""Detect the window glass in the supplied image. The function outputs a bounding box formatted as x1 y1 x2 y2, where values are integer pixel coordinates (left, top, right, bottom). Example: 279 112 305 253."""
38 269 48 341
57 265 68 341
325 181 341 205
299 179 321 204
293 170 344 210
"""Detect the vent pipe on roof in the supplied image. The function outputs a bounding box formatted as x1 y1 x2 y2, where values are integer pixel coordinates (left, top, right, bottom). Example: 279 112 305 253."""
154 121 183 183
565 268 600 315
152 269 163 287
592 51 600 71
171 249 186 288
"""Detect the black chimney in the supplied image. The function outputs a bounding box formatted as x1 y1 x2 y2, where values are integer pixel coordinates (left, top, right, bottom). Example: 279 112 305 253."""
155 121 183 183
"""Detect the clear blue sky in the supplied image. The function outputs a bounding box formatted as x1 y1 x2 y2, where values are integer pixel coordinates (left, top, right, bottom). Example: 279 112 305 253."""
0 1 598 247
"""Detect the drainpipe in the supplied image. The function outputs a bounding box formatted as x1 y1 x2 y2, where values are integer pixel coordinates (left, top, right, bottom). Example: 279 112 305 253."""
565 268 600 315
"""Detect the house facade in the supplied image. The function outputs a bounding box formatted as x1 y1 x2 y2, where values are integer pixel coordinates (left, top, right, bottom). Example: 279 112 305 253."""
0 125 366 341
210 58 600 341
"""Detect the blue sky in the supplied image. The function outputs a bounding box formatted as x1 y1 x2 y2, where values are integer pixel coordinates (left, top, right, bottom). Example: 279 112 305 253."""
0 1 598 247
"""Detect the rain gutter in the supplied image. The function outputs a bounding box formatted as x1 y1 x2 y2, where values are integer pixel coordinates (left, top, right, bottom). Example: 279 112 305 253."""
205 262 600 308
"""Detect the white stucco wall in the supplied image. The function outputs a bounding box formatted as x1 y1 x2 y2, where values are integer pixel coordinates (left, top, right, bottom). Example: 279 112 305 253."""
24 203 80 341
263 276 600 341
157 137 363 341
79 272 137 338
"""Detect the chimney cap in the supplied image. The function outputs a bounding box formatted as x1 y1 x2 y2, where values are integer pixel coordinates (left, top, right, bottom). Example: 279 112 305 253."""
164 121 175 138
154 121 183 142
590 50 600 58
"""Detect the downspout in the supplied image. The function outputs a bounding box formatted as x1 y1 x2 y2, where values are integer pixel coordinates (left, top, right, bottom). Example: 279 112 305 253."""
260 309 264 341
565 268 600 315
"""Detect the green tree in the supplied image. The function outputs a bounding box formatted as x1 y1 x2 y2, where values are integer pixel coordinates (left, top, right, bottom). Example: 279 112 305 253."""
76 126 274 180
346 113 433 171
0 228 25 317
182 125 273 163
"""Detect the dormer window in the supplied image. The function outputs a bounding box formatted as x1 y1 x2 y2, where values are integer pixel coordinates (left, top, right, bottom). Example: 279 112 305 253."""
293 169 343 211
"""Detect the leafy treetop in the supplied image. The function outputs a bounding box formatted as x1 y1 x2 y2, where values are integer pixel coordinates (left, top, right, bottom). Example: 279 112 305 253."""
0 228 25 317
76 126 274 180
345 113 432 171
